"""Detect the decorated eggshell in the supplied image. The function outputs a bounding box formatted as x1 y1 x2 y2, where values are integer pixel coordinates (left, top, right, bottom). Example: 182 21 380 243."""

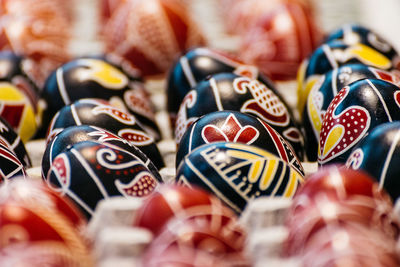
346 122 400 201
0 80 40 142
143 204 246 259
47 98 164 170
303 64 400 161
0 116 31 167
0 242 91 267
0 50 40 94
0 0 73 86
285 165 397 255
0 178 86 229
0 142 26 184
325 23 400 66
134 184 236 236
299 224 400 267
142 246 236 267
46 140 161 218
239 1 322 81
166 47 277 124
318 78 400 165
175 142 304 213
176 110 304 175
42 125 161 180
0 200 93 265
103 0 206 77
175 72 304 159
297 40 394 117
41 57 159 139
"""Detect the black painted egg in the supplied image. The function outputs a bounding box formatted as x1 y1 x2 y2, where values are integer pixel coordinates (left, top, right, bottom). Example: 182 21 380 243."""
318 78 400 165
166 47 276 124
0 142 26 184
176 110 304 176
175 72 303 159
297 40 394 118
41 57 159 140
42 125 161 180
325 23 400 66
303 64 400 161
346 122 400 201
47 98 165 170
46 140 161 218
175 142 303 213
0 116 31 167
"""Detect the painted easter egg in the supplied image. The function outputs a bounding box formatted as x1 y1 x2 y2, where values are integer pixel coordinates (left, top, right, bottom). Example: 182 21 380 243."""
176 110 304 175
42 125 161 180
297 40 394 117
46 140 161 218
103 0 206 77
47 98 164 169
166 47 276 125
175 142 303 213
303 64 400 161
41 58 159 139
175 72 303 159
325 23 400 67
318 78 400 165
0 143 26 184
240 1 322 81
346 122 400 201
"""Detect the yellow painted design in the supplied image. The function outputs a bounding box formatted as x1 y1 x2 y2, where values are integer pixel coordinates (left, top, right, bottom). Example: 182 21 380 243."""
259 160 278 190
248 159 262 183
77 59 129 89
0 83 37 142
307 89 323 134
227 143 277 159
298 76 319 120
348 44 391 69
322 125 344 157
296 59 308 119
284 171 302 197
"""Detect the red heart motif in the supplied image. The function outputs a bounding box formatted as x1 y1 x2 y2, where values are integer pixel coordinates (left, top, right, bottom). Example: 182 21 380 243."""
318 86 370 164
201 114 259 144
394 91 400 108
51 154 70 187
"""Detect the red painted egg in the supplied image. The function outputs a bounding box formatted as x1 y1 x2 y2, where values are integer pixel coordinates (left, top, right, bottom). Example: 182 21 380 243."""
0 200 93 264
239 1 322 81
0 178 86 228
285 165 398 255
0 0 73 86
134 184 229 236
299 224 400 267
103 0 206 77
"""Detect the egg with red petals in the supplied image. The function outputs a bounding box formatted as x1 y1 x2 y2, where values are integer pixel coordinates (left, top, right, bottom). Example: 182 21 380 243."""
175 72 304 159
176 110 304 175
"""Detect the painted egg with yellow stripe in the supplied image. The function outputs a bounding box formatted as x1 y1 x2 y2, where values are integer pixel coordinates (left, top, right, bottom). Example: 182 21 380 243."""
0 81 39 142
175 142 304 213
303 64 400 161
325 23 400 67
297 40 394 119
41 58 159 140
318 78 400 165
